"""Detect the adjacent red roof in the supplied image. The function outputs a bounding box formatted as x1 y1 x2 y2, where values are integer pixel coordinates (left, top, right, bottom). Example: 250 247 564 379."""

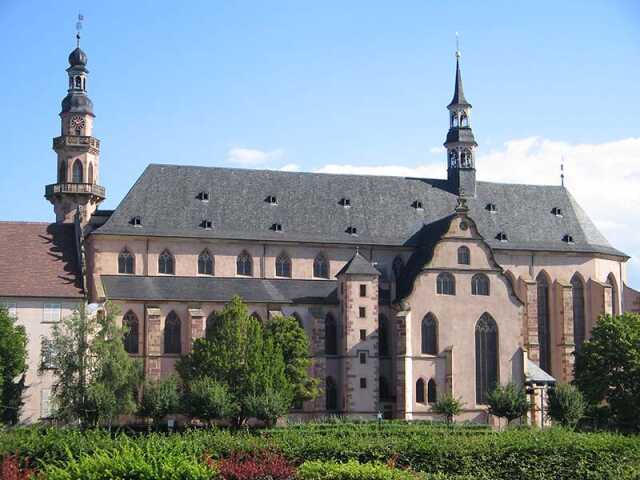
0 222 83 298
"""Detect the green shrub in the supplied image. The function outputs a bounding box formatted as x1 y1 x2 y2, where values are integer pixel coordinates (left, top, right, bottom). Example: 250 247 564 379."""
431 394 464 425
486 383 529 424
547 384 585 428
297 460 423 479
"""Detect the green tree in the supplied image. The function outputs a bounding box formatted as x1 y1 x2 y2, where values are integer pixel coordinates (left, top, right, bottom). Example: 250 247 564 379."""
138 375 181 427
487 382 530 425
432 393 464 425
264 315 318 405
177 296 294 426
185 377 234 425
0 305 28 425
547 383 585 428
573 313 640 430
41 302 141 426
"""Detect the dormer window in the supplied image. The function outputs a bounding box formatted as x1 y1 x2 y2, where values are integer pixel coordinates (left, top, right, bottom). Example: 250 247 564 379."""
552 207 563 217
201 219 213 230
197 191 209 202
266 195 278 205
340 198 351 208
412 200 424 210
271 223 283 232
131 216 142 227
562 234 575 244
496 232 508 242
346 226 358 236
486 203 497 213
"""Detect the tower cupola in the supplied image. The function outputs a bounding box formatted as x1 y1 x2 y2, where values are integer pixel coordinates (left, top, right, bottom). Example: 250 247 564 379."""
444 48 477 198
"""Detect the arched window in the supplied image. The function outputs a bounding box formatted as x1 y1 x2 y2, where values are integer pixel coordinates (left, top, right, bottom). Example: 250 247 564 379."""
475 313 498 404
325 313 337 355
471 273 490 296
451 112 459 127
421 313 438 355
457 246 470 265
448 150 459 169
87 162 94 184
72 159 83 183
313 253 329 279
392 256 404 282
75 76 82 88
326 376 338 411
198 249 214 275
427 379 437 403
205 312 217 339
461 149 473 168
607 273 619 315
416 378 426 403
158 250 174 275
436 272 456 295
58 160 66 183
275 252 292 278
378 314 390 357
460 113 469 127
164 311 181 354
536 273 551 372
122 311 139 354
118 248 134 274
236 251 252 276
571 274 586 353
379 376 391 400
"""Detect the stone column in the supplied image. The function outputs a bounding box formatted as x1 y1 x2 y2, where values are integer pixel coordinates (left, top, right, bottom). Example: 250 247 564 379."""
555 281 575 382
145 306 162 380
522 279 540 364
393 306 410 419
188 307 205 351
443 346 454 396
309 307 327 413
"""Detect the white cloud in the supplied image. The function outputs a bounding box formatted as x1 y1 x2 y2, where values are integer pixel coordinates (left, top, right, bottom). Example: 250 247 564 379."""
226 147 284 166
279 163 301 172
429 146 445 154
313 137 640 287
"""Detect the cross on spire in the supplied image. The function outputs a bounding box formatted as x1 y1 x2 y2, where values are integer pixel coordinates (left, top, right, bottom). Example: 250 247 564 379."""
75 13 84 47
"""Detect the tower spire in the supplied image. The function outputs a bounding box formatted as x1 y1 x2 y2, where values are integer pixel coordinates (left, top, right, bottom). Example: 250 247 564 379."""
75 13 83 48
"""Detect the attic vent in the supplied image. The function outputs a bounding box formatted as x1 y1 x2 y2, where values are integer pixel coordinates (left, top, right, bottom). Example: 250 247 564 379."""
486 203 497 213
346 226 358 236
552 207 563 217
131 216 142 227
339 198 351 207
562 234 575 244
412 200 424 210
197 191 209 202
496 232 508 242
271 223 283 232
266 195 278 205
201 219 213 230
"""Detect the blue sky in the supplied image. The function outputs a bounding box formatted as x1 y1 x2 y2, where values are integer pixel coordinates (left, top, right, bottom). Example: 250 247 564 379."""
1 1 639 285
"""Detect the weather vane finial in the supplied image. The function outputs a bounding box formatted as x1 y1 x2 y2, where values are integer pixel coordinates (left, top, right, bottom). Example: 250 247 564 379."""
561 157 565 187
455 32 461 59
75 13 84 47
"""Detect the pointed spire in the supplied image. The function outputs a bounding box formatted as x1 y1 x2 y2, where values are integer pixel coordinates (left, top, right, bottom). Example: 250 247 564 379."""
448 37 471 108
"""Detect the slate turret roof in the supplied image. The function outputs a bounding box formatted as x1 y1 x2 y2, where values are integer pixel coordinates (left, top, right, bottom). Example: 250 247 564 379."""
336 251 381 277
94 164 626 258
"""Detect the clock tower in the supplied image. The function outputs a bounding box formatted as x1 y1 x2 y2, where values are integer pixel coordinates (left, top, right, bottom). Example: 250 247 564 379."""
45 34 105 224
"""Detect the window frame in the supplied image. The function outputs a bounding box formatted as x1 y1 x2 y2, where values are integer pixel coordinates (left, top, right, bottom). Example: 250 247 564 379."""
158 250 175 275
43 303 62 323
275 252 292 278
436 272 456 295
118 248 135 274
471 273 490 296
198 249 214 275
236 250 253 277
457 246 471 265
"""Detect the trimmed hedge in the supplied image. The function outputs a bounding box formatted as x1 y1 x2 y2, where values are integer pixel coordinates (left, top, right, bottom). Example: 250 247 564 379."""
0 425 638 479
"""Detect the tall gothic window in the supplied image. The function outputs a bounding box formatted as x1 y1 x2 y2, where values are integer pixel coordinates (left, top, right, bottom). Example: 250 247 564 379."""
421 313 438 355
326 376 338 411
118 248 134 274
607 273 619 315
275 252 292 278
325 313 337 355
87 162 94 184
378 314 390 357
236 251 252 276
205 311 217 339
313 253 329 279
72 159 83 183
416 378 425 403
122 311 139 354
158 250 174 275
536 273 551 372
164 311 181 354
571 274 586 353
198 249 214 275
457 246 470 265
436 272 456 295
475 313 498 404
392 256 404 283
471 273 490 296
427 379 437 403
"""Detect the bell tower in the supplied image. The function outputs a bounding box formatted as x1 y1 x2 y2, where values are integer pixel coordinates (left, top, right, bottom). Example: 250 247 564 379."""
45 30 105 224
444 47 477 198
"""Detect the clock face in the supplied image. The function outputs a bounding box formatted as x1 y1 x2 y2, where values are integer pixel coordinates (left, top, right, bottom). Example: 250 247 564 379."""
70 116 85 131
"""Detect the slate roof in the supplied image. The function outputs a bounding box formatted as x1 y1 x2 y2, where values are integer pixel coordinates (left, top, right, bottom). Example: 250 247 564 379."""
0 222 83 299
336 251 381 277
101 275 339 304
94 164 625 259
448 58 470 108
525 359 556 385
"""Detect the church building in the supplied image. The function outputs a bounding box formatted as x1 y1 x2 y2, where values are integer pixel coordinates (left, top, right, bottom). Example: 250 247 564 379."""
25 38 636 423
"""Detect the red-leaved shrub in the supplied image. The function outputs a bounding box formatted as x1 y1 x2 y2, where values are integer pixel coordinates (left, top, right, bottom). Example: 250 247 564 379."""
1 455 35 480
209 451 296 480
